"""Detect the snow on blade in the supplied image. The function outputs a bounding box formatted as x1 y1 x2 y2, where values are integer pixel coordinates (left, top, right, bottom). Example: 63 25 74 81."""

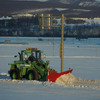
56 73 78 85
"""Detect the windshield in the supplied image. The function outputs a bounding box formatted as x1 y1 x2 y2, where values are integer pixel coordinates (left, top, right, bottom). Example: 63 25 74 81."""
23 51 41 62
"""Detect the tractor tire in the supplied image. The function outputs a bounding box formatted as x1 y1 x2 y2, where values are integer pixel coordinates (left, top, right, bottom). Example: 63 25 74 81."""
27 69 39 80
10 69 20 80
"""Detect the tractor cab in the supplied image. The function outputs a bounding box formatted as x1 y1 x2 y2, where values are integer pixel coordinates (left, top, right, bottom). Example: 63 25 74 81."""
18 48 42 64
25 48 42 63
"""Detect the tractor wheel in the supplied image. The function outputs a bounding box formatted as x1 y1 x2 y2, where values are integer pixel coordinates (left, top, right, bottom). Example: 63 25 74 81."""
27 69 39 80
10 70 20 79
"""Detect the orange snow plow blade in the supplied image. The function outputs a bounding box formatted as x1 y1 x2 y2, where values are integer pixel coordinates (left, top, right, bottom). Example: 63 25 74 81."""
47 69 73 82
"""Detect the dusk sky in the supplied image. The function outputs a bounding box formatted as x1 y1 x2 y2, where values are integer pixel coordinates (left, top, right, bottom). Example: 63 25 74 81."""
14 0 48 1
14 0 100 1
2 0 100 2
15 0 100 1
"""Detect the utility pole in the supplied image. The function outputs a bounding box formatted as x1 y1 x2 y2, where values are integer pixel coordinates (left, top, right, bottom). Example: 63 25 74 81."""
61 14 64 72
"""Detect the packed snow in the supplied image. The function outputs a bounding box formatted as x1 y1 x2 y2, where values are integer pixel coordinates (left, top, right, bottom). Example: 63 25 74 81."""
0 37 100 100
56 73 100 89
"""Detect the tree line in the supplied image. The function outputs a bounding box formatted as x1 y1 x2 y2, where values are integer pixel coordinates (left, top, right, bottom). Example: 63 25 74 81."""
0 16 100 38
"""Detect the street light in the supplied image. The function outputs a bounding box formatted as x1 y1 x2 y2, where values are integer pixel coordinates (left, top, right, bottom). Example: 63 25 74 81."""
38 14 64 72
38 14 52 30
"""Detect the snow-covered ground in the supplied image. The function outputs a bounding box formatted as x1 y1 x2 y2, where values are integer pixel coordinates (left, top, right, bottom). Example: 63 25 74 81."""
72 17 100 24
0 37 100 100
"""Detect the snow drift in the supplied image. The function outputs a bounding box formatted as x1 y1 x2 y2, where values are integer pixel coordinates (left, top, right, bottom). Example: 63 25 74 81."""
0 73 100 90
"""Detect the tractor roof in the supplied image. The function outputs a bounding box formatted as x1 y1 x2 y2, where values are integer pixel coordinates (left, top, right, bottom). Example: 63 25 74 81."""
24 48 41 53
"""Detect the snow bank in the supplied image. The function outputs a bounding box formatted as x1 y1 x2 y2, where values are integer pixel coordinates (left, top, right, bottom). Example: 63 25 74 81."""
55 73 100 89
0 73 9 76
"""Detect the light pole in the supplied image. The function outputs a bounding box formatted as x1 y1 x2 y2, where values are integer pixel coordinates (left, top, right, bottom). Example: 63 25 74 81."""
38 14 64 72
61 14 64 72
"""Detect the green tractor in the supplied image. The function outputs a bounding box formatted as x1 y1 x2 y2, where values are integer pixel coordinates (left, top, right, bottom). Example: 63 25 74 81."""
8 48 73 82
8 48 53 81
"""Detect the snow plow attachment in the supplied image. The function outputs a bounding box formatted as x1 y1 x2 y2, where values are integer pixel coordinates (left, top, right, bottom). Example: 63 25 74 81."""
47 69 73 82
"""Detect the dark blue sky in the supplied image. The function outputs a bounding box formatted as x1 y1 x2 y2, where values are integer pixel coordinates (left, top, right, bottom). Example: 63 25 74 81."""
3 0 100 1
13 0 48 1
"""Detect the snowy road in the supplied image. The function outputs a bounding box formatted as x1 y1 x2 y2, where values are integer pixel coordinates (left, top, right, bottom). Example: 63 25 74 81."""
0 76 100 100
0 38 100 100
